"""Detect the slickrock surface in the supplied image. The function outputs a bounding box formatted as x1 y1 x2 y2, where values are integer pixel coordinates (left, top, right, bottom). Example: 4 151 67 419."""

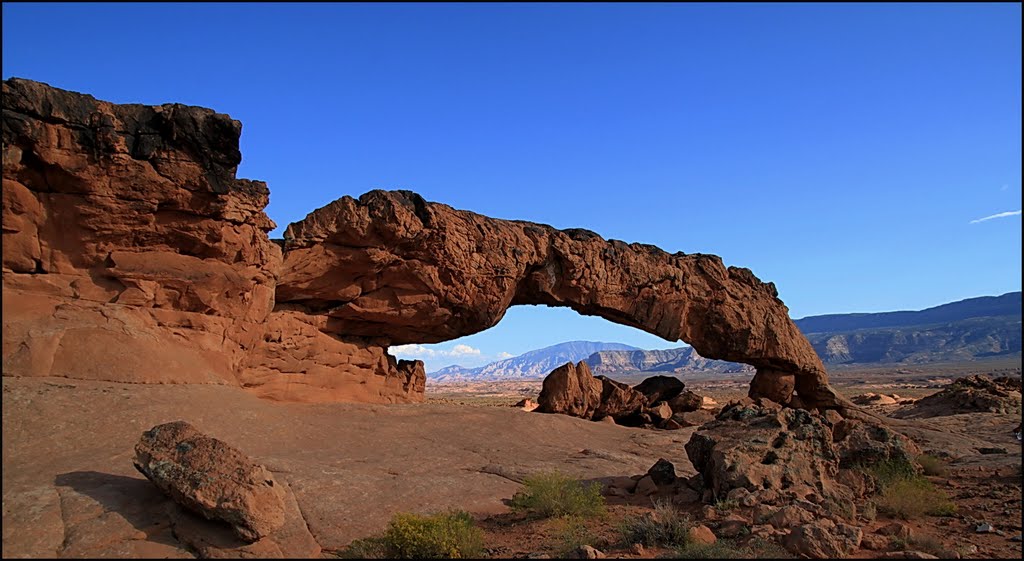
1 376 681 557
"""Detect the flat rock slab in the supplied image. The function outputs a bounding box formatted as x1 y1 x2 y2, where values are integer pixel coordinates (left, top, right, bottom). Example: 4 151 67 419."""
2 377 686 556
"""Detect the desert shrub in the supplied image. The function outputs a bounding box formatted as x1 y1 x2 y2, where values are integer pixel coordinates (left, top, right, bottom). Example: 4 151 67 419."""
876 478 957 520
865 457 919 488
510 471 605 519
337 510 484 559
619 500 691 548
916 454 948 477
906 535 949 557
665 537 794 559
552 515 600 558
712 498 738 512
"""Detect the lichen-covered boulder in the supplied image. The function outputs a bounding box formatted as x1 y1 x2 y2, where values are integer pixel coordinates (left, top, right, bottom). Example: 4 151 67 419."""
133 421 286 542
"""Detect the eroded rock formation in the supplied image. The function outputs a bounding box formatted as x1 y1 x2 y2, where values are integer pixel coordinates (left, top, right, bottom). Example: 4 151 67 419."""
278 189 852 411
1 78 423 403
2 78 853 412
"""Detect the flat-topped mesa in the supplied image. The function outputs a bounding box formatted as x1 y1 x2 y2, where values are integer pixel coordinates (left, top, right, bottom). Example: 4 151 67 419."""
278 190 852 411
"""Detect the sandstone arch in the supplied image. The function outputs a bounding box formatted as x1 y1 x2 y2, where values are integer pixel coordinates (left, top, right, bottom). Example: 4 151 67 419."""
1 78 856 414
276 190 853 412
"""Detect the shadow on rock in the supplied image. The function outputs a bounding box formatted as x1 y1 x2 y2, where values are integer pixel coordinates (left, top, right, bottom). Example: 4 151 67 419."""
53 470 184 550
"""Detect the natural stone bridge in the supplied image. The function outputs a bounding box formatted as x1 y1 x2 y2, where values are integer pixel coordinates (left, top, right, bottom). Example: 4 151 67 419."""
1 78 855 414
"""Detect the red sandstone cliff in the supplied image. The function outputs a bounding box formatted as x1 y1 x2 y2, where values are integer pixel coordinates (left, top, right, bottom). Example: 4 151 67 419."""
3 78 853 412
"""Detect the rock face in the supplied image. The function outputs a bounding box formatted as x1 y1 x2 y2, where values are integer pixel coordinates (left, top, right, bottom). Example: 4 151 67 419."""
133 421 287 542
1 78 423 404
2 78 849 411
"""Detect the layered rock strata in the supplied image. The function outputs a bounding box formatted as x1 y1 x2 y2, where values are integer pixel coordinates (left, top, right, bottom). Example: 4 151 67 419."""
3 78 852 412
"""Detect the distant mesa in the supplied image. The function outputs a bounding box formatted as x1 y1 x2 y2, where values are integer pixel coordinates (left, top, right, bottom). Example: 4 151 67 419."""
2 77 852 413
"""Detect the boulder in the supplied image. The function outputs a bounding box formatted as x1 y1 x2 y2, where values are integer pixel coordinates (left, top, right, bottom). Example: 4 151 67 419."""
633 375 685 404
684 402 849 504
671 409 715 428
668 390 704 413
536 361 603 418
646 458 677 486
833 418 921 470
513 398 538 411
687 524 716 545
646 401 674 423
133 421 286 542
782 519 862 558
594 376 648 421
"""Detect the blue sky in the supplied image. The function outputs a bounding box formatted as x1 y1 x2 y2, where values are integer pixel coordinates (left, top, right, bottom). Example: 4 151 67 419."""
4 3 1020 372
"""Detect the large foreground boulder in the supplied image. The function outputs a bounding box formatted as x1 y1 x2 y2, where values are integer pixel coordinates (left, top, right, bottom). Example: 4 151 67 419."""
684 400 851 505
133 421 287 542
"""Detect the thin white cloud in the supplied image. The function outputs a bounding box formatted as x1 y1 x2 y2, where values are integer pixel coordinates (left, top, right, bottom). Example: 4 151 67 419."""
969 210 1021 224
390 343 482 359
496 352 514 359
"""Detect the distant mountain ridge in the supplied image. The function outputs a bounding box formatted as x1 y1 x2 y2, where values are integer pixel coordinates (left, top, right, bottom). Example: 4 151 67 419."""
586 347 751 375
796 292 1021 365
427 292 1022 382
428 341 639 382
794 292 1021 334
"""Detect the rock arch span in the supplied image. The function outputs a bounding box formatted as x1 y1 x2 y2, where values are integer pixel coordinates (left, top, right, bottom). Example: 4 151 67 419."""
276 190 850 412
1 78 854 414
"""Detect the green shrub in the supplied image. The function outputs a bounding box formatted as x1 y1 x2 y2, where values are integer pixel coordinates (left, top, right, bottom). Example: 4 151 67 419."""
619 500 691 548
552 516 599 558
510 471 606 519
712 498 738 513
338 510 484 559
876 478 957 520
865 457 919 488
916 454 948 477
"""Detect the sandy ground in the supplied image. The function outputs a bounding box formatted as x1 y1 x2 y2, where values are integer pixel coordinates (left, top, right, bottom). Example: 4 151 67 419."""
2 377 687 557
2 370 1021 559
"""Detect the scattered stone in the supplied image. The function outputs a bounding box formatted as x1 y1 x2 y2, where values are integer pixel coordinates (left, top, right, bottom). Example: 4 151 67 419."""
133 421 286 542
877 552 940 559
633 376 685 404
687 524 717 545
629 543 646 556
715 518 748 539
647 458 677 486
567 545 605 559
634 475 658 496
598 416 617 425
782 519 862 559
646 401 674 423
526 553 551 559
672 487 701 505
878 522 914 540
513 398 538 412
860 534 889 550
770 505 816 529
668 390 704 413
976 523 994 533
1010 534 1022 542
660 418 684 430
